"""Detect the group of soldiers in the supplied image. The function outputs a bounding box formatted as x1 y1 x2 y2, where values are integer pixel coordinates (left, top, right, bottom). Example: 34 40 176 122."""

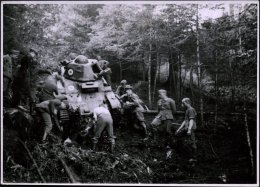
3 48 197 162
114 79 197 161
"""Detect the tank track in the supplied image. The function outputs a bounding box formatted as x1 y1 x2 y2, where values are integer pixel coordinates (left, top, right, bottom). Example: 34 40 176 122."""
58 109 70 123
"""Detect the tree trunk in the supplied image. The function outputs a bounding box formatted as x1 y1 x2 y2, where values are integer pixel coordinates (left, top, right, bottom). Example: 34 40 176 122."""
142 53 146 81
148 44 152 108
178 52 182 102
189 66 194 102
119 61 122 81
158 53 161 86
182 63 187 97
214 51 218 125
152 50 159 103
243 96 254 177
170 50 177 98
229 55 235 111
196 4 204 126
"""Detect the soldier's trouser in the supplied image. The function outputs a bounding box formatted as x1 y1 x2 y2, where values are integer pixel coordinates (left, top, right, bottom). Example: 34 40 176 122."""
176 128 197 158
92 114 115 145
134 109 147 137
151 118 173 134
189 130 197 158
41 112 53 141
163 120 174 146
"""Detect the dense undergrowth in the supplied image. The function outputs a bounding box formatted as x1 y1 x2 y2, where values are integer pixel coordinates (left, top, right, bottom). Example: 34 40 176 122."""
3 113 256 184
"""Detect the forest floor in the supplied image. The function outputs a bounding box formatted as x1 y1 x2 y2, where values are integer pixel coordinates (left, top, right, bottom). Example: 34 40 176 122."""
2 112 256 184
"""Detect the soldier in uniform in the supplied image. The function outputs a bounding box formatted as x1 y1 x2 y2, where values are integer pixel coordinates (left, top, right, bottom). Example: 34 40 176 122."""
35 95 67 142
116 80 127 97
175 98 197 162
151 89 177 147
36 69 65 103
12 48 40 108
3 55 13 107
91 101 115 153
121 85 148 140
98 60 112 86
68 52 78 61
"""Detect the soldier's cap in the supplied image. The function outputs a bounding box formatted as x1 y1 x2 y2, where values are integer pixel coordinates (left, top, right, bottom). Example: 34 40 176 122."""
68 52 78 60
99 60 109 65
158 89 167 94
29 48 38 55
121 80 127 84
125 85 133 90
182 98 191 105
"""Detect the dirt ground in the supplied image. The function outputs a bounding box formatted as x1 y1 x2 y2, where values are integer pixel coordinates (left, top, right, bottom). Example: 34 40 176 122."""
2 113 257 184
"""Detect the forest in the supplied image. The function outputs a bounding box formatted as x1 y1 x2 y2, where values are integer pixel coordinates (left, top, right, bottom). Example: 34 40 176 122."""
2 2 258 185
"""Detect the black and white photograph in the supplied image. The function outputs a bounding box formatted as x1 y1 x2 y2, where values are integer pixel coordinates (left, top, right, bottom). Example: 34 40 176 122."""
1 1 259 185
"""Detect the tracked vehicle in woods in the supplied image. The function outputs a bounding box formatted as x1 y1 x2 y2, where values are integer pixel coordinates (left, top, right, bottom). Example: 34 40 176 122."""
57 57 122 128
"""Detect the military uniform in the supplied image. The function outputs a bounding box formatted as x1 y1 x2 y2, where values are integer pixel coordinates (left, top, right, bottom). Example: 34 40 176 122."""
121 93 145 123
36 73 64 102
92 106 115 152
3 55 13 106
176 107 197 159
121 86 148 139
98 60 112 86
116 85 126 97
116 80 127 96
35 98 64 141
151 97 176 145
12 52 40 107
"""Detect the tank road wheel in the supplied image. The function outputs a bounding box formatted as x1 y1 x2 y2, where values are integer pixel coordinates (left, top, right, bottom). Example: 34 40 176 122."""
111 109 122 129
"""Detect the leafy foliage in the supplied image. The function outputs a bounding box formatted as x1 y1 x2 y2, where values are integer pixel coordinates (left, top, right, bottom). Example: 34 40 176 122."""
3 3 257 111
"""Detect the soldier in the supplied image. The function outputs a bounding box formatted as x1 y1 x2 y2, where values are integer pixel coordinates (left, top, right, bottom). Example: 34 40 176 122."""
92 101 115 153
3 55 13 107
36 68 65 103
175 98 197 162
35 95 67 143
121 85 148 140
68 52 78 61
150 89 176 147
12 48 40 108
98 60 112 86
116 80 127 97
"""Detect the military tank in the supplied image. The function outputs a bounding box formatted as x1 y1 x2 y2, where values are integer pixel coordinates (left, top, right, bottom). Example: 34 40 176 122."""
57 55 122 128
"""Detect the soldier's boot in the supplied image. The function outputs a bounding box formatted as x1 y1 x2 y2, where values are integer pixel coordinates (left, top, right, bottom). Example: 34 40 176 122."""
140 122 148 140
110 143 115 154
150 127 156 140
191 146 197 161
42 131 47 142
92 143 97 152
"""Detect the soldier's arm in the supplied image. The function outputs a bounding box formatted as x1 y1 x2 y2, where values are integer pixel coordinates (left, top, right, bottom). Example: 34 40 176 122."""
130 95 141 107
49 99 61 115
157 100 160 112
120 94 127 100
187 119 194 135
176 120 186 133
116 87 121 95
170 99 177 114
93 113 98 122
104 68 112 74
55 74 65 88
